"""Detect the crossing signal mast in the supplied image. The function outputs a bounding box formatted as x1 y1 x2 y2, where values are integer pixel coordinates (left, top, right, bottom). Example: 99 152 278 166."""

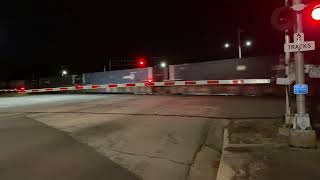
271 0 319 148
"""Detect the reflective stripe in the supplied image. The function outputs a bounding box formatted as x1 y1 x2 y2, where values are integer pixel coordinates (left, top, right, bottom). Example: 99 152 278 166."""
92 85 101 89
126 83 135 87
118 84 126 88
154 82 165 86
196 80 209 85
164 82 175 86
108 84 118 88
232 80 245 84
135 83 145 87
185 81 197 85
207 80 219 84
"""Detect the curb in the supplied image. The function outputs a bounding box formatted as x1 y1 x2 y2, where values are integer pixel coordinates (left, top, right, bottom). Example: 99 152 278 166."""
216 129 236 180
216 121 289 180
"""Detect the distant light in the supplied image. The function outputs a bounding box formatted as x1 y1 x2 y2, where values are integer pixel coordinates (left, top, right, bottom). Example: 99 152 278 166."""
148 79 153 83
312 7 320 21
160 62 167 68
20 87 25 90
137 58 146 67
245 41 252 47
224 43 230 48
62 70 68 76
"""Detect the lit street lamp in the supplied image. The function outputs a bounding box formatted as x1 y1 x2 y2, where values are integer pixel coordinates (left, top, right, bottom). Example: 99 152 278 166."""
62 70 68 77
245 40 252 47
160 62 167 68
237 29 253 59
224 29 253 59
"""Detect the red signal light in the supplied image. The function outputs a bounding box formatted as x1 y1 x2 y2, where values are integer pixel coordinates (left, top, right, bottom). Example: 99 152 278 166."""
17 87 25 92
312 6 320 20
137 58 147 67
271 7 296 31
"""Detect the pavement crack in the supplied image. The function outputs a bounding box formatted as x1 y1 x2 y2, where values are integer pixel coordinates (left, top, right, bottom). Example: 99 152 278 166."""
184 119 211 180
107 149 192 166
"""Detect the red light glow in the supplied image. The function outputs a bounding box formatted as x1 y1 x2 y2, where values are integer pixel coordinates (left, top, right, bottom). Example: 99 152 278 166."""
137 58 147 67
312 7 320 20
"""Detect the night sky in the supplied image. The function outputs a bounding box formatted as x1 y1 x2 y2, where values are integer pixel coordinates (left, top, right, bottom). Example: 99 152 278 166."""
0 0 319 80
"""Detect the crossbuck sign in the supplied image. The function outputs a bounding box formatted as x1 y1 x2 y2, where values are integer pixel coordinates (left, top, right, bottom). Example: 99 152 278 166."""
284 33 315 53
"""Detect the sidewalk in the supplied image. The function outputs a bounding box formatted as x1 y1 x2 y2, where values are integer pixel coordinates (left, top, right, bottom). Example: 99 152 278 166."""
217 118 320 180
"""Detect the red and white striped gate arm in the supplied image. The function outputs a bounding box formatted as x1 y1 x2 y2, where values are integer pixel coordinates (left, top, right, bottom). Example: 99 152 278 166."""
21 79 270 93
0 89 18 92
24 86 77 93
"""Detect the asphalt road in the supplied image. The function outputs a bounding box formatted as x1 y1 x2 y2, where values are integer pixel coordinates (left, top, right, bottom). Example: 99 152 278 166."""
0 113 140 180
0 94 308 180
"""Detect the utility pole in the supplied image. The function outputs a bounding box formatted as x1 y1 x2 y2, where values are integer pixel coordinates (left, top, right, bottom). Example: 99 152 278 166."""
284 0 292 126
284 32 292 126
108 58 112 71
237 28 242 59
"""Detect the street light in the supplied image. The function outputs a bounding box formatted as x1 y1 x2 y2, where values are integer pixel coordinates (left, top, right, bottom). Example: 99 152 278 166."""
245 40 252 47
223 28 253 59
160 62 167 68
62 70 68 77
223 39 253 59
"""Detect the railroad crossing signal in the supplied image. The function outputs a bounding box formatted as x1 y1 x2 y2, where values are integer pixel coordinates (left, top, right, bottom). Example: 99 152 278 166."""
271 2 320 32
137 58 147 67
311 4 320 20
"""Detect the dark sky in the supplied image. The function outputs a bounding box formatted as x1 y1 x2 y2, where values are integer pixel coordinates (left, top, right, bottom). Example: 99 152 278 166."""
0 0 319 80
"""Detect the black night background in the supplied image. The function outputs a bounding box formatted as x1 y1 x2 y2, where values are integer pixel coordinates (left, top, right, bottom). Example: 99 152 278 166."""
0 0 319 80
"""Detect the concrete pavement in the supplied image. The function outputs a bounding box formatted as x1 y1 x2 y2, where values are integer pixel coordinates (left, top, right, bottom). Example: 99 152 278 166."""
0 113 140 180
0 94 291 180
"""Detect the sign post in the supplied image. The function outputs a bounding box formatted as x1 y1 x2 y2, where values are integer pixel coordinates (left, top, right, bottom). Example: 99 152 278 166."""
287 0 316 148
